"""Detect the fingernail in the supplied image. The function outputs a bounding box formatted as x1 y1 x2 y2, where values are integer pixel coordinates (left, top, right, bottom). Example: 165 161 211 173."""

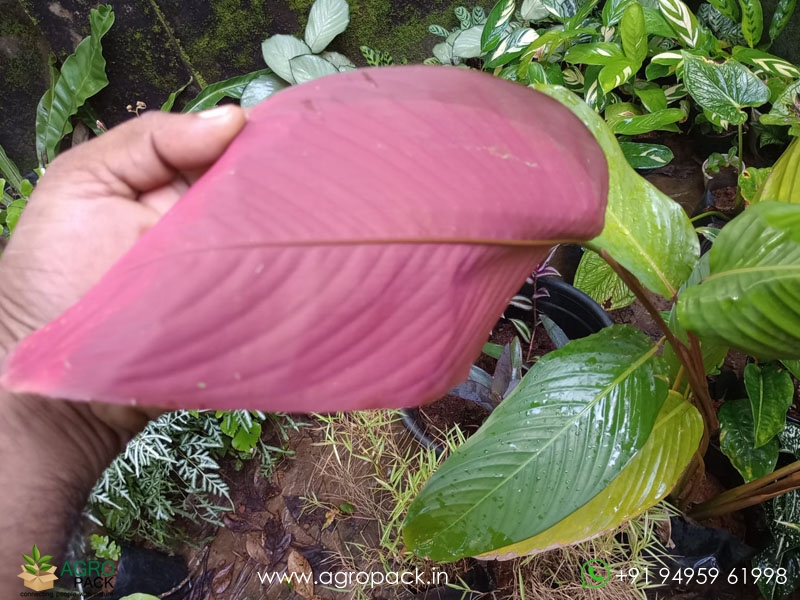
197 105 235 119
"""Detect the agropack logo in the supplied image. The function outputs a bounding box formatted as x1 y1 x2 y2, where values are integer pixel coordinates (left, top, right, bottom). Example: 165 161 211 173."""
18 545 58 591
17 543 117 595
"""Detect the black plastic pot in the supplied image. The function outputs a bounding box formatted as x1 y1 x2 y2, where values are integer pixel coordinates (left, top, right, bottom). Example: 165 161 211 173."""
111 544 188 600
401 277 612 453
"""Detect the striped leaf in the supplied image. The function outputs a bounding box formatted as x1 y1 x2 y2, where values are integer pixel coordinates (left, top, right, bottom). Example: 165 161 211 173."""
663 82 688 102
619 141 675 169
565 42 626 65
710 0 741 20
603 0 635 26
599 58 638 93
455 5 473 28
739 0 764 47
484 28 540 68
482 0 517 53
769 0 797 41
732 46 800 79
658 0 700 46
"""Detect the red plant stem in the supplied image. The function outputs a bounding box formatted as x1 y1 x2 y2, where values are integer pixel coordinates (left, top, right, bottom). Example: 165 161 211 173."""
600 251 716 439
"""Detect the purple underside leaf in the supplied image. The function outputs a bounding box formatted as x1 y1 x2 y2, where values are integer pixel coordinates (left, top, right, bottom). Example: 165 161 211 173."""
1 67 608 412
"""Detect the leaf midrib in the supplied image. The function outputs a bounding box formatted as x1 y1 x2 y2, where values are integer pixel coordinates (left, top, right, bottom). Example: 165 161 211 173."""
425 341 661 543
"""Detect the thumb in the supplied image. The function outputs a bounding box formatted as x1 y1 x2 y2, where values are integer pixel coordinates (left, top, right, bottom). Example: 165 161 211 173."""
50 105 246 197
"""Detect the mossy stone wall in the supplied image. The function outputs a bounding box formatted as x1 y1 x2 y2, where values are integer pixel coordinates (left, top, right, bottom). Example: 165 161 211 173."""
0 0 469 173
3 0 797 173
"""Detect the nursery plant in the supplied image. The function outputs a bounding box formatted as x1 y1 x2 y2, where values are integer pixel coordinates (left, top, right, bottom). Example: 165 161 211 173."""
402 82 800 597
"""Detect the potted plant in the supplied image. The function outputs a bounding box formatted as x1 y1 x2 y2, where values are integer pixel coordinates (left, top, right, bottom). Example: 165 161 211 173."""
401 83 800 599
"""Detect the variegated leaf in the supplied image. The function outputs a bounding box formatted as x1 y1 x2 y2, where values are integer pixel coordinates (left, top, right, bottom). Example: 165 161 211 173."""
732 46 800 79
658 0 700 47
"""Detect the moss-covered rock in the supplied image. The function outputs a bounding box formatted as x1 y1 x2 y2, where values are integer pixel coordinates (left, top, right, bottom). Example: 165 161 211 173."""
0 0 49 172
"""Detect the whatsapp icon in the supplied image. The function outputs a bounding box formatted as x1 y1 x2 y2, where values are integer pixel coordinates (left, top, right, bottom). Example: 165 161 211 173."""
581 559 611 588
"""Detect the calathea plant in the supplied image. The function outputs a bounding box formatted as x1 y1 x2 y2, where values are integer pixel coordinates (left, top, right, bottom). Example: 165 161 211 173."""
402 83 800 585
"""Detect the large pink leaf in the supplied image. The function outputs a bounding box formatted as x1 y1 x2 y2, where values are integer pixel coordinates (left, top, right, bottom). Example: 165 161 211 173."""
1 67 607 412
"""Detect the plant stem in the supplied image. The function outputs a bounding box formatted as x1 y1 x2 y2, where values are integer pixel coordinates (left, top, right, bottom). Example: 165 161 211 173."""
689 458 800 521
690 211 729 223
690 470 800 521
735 123 744 209
600 250 717 437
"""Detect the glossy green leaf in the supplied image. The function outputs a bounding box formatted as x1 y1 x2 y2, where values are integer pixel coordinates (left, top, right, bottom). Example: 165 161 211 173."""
757 138 800 203
574 249 635 309
24 565 37 575
305 0 350 53
482 0 516 53
231 422 262 452
22 553 35 566
769 0 797 41
240 73 289 107
603 0 636 26
738 166 771 203
621 2 648 65
35 5 114 165
719 398 779 482
261 35 311 83
644 7 679 36
538 85 698 297
739 0 764 46
710 0 741 20
619 141 675 169
160 78 193 112
32 544 40 562
404 326 668 561
183 70 273 112
746 362 794 448
480 391 702 558
677 202 800 360
783 359 800 379
759 80 800 134
635 85 669 112
565 42 625 65
289 54 339 84
599 58 639 93
682 54 770 124
658 0 700 46
5 199 26 233
732 46 800 79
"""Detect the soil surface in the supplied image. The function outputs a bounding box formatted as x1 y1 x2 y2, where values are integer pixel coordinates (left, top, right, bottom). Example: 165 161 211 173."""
711 186 738 215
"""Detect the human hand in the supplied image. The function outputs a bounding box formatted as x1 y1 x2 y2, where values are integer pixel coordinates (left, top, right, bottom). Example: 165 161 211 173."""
0 106 245 582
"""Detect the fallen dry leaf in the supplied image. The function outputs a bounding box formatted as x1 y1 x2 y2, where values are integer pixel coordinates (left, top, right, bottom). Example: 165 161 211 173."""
211 560 235 595
287 549 314 599
245 531 271 565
